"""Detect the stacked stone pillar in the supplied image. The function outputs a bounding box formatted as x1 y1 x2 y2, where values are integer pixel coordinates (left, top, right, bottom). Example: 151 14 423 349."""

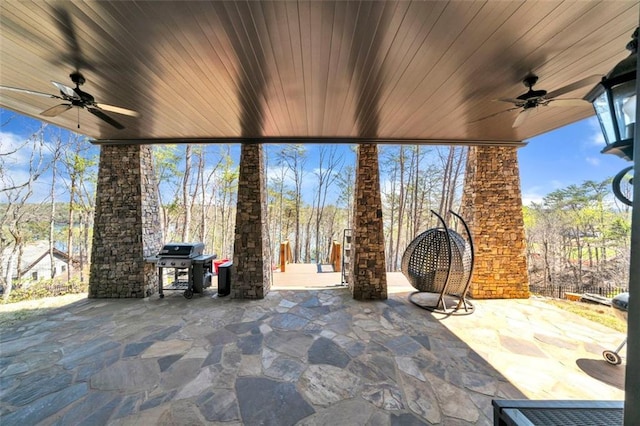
349 144 387 300
89 144 163 298
461 146 529 299
231 143 271 299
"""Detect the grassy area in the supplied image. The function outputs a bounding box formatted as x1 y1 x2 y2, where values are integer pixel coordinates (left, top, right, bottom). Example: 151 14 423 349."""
0 293 86 327
544 298 627 333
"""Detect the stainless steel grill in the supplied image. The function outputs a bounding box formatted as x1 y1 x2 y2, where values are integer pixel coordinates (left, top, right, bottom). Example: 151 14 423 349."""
148 242 216 299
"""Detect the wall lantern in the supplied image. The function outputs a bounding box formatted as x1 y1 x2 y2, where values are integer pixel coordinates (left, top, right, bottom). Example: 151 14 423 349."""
585 27 637 162
585 28 638 206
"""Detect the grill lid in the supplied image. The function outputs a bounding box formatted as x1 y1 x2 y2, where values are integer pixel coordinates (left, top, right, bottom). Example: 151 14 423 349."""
159 242 205 258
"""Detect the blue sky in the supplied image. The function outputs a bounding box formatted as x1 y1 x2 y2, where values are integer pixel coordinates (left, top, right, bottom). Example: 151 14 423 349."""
517 116 628 205
1 108 626 206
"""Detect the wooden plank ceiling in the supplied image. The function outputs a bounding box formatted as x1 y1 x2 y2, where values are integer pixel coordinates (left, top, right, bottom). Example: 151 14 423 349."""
0 1 638 144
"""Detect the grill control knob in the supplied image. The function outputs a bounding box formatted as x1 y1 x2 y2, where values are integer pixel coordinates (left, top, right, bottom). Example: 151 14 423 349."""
181 261 186 266
171 261 176 266
160 261 166 266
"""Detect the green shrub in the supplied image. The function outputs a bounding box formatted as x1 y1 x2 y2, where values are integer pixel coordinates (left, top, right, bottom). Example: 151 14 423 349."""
2 278 88 304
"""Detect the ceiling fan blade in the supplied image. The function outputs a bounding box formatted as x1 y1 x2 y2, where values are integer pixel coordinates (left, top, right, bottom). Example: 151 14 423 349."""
87 107 125 129
548 98 590 107
0 85 60 99
95 103 140 117
51 81 78 99
512 108 532 128
545 75 602 99
470 107 520 124
496 98 524 105
40 104 72 117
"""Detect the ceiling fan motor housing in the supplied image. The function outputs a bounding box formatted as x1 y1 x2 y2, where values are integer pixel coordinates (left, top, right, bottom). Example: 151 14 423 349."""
70 72 86 86
517 74 547 101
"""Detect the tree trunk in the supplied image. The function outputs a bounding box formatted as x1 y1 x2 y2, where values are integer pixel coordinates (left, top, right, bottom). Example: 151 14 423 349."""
182 145 193 241
49 137 64 279
3 252 15 301
49 173 56 279
67 176 76 282
386 164 397 271
393 146 406 271
305 213 312 263
198 149 206 242
438 147 454 221
411 146 420 238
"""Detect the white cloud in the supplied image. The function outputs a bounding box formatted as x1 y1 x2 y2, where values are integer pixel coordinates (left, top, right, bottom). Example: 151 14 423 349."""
521 185 545 206
585 156 601 166
521 181 566 205
550 179 564 189
0 169 54 203
266 164 295 187
521 193 544 206
590 131 605 146
585 116 605 146
0 129 74 204
0 130 31 166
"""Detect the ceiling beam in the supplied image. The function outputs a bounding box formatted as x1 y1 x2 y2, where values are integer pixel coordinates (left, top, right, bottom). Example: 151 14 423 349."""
91 137 526 147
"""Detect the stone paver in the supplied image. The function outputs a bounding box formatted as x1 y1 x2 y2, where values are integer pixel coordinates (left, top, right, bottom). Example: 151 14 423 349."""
0 279 626 425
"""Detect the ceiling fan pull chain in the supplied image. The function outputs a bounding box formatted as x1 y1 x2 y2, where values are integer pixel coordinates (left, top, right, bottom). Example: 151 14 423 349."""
77 107 80 129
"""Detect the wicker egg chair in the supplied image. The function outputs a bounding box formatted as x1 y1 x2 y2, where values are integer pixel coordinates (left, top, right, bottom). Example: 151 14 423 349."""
401 210 474 314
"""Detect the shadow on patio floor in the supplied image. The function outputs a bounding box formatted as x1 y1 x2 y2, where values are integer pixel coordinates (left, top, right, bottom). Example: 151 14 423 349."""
0 277 625 425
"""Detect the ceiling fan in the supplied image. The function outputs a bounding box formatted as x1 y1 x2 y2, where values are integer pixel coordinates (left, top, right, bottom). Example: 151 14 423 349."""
0 72 139 129
474 73 602 128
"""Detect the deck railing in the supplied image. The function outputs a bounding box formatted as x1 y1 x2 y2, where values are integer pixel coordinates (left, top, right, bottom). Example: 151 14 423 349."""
529 283 628 300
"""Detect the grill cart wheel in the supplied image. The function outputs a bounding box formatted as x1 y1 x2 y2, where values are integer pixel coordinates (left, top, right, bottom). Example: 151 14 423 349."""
184 289 193 299
602 293 628 366
159 294 164 299
603 350 622 365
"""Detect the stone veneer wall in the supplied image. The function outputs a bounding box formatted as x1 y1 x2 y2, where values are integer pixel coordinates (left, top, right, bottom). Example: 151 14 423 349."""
349 144 387 300
89 144 163 298
231 143 272 299
460 146 530 299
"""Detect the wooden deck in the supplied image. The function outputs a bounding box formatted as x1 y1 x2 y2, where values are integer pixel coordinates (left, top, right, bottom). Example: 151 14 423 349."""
271 263 415 294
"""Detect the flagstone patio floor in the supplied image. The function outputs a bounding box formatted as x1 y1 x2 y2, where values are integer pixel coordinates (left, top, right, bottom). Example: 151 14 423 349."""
0 267 626 425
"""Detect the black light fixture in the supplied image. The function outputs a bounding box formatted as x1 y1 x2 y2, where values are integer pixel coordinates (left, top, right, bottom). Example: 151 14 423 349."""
585 28 638 206
585 28 638 162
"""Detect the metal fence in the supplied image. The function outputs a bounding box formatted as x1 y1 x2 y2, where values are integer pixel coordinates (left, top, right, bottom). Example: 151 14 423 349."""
529 283 628 300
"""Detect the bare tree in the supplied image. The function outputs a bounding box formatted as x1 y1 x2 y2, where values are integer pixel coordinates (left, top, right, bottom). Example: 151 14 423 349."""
47 131 64 278
267 160 293 262
437 146 466 224
197 146 224 243
0 125 48 299
182 144 193 241
380 146 397 270
153 145 182 240
393 146 409 271
216 146 239 257
336 163 355 230
380 146 410 271
277 145 307 262
61 135 95 282
312 145 344 263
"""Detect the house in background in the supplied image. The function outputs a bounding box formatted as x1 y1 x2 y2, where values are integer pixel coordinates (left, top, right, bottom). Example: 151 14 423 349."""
3 241 77 283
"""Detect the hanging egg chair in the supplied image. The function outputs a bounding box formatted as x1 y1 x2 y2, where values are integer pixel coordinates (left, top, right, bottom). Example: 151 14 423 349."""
401 210 474 314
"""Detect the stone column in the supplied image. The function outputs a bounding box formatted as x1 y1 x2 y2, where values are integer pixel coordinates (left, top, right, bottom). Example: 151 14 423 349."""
231 143 271 299
460 146 529 299
89 144 163 298
349 143 387 300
